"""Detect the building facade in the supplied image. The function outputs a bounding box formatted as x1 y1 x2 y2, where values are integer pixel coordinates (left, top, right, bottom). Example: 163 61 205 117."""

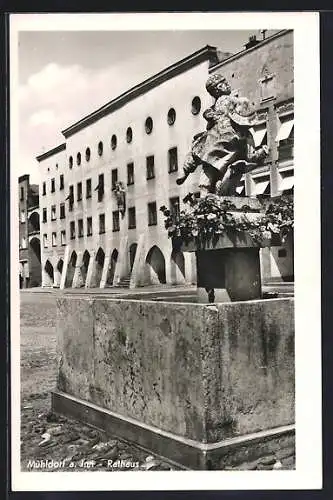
18 174 41 288
36 31 294 289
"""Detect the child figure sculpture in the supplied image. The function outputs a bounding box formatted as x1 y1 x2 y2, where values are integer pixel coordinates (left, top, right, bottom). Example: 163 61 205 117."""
176 74 268 195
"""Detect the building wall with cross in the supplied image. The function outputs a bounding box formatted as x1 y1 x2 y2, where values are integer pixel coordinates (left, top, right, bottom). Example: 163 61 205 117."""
210 29 294 282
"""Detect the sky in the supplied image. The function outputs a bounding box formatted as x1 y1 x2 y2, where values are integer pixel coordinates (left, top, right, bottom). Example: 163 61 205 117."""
17 29 278 183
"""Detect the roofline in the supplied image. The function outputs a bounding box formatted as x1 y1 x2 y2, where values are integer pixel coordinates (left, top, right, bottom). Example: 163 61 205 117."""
61 45 220 138
36 142 66 162
209 29 293 73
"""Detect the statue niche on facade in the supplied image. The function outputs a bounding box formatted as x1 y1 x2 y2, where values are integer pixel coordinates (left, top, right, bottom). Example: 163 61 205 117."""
176 74 268 195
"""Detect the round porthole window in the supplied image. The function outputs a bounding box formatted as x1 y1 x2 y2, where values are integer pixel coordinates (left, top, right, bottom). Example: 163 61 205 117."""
191 96 201 115
167 108 176 125
85 147 91 162
145 117 153 134
111 134 117 150
126 127 133 143
98 141 103 156
69 156 73 169
76 152 81 166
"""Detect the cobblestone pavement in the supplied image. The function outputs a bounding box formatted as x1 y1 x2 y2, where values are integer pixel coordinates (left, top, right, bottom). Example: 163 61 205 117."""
20 292 178 472
20 289 295 472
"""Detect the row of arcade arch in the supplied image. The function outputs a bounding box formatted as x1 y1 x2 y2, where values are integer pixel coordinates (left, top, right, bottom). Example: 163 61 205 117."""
42 243 187 288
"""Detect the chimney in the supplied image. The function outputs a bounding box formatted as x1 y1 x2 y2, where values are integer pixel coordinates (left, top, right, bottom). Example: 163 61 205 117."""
244 35 260 50
260 29 267 40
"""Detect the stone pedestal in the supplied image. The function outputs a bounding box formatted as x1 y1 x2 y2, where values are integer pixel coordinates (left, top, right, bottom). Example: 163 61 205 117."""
196 248 261 303
181 196 270 303
52 295 295 470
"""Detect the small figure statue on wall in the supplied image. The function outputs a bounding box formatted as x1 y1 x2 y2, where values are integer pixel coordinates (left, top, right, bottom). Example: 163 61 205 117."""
176 74 268 196
112 181 126 216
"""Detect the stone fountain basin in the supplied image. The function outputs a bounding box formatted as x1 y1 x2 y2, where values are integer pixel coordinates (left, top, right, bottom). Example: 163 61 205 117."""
52 294 295 469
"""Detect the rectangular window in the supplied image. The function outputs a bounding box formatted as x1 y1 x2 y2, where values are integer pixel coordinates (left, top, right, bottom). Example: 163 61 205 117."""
112 211 120 232
51 178 55 193
42 182 46 196
250 122 267 148
278 248 287 258
60 174 64 190
278 169 294 195
148 201 157 226
251 176 271 197
168 147 178 173
20 210 26 223
278 137 294 161
96 174 104 202
127 162 134 185
68 185 74 211
70 221 75 240
51 205 56 221
86 178 92 199
52 232 57 247
60 203 65 219
20 187 24 200
111 169 118 190
78 218 84 238
42 208 47 223
259 73 276 102
87 216 92 236
170 196 180 218
128 207 136 229
77 182 82 201
43 234 48 248
277 115 294 162
146 155 155 180
99 213 105 234
61 230 66 246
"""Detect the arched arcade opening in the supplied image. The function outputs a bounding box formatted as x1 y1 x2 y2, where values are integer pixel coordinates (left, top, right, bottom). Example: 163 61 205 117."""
53 258 64 288
65 251 77 288
94 247 105 287
170 249 186 284
81 250 91 285
144 245 166 285
106 248 118 286
29 237 42 287
129 243 137 271
44 259 54 287
28 211 40 234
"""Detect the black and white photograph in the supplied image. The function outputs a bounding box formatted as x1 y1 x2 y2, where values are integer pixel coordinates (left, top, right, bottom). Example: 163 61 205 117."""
10 12 321 491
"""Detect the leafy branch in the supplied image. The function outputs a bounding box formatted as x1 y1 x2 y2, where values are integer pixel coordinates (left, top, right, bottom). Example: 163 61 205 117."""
160 194 293 250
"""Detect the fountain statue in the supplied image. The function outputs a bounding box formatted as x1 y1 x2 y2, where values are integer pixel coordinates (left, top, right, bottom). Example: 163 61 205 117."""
177 73 268 196
52 73 294 471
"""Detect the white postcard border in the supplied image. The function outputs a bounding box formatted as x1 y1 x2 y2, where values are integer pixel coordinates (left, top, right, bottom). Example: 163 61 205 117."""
10 11 321 491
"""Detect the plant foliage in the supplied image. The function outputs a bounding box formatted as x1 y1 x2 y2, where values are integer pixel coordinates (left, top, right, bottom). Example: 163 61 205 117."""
160 194 293 250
